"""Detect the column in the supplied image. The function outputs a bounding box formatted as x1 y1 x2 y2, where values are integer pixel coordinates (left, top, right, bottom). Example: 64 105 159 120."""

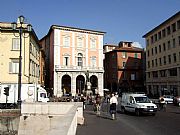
98 73 104 96
71 72 76 96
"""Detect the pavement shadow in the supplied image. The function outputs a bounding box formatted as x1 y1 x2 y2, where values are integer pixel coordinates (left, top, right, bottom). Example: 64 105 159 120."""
169 111 180 115
84 110 113 120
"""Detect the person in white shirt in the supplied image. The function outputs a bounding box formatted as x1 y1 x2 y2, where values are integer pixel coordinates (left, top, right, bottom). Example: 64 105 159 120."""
110 93 118 120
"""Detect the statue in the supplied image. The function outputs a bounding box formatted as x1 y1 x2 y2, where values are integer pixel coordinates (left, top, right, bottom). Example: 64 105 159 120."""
85 70 90 82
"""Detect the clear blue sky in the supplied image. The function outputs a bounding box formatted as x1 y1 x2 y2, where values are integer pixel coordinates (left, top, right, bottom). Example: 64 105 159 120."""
1 0 179 48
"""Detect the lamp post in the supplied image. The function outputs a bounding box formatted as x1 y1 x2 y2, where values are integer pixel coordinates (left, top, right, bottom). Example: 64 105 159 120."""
11 15 32 109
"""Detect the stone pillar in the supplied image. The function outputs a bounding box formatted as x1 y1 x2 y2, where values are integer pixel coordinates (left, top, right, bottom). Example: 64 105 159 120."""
98 73 104 96
71 72 76 96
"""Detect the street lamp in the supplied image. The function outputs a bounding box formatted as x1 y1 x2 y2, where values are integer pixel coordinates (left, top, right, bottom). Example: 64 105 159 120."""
11 15 32 109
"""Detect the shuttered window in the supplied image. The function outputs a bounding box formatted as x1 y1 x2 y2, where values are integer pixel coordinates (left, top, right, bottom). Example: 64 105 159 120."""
12 38 20 50
9 59 19 73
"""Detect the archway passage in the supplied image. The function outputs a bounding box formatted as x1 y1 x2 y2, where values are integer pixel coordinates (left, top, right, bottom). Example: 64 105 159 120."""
76 75 85 94
90 75 98 95
62 75 71 95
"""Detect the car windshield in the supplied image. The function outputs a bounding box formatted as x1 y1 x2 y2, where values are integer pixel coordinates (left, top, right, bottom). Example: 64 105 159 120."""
134 97 151 103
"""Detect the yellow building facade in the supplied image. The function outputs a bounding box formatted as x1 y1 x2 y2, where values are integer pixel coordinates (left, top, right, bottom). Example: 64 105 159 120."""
0 22 41 91
143 11 180 96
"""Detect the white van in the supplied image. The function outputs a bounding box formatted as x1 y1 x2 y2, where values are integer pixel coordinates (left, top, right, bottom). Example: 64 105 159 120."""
120 93 157 116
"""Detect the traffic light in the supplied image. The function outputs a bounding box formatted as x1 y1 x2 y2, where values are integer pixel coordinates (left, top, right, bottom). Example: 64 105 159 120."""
4 87 9 96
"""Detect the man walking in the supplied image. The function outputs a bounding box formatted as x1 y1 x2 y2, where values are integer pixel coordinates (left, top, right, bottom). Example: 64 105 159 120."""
110 93 118 120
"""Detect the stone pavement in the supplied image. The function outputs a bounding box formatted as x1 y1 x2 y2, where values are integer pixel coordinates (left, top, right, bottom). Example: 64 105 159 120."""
76 103 122 135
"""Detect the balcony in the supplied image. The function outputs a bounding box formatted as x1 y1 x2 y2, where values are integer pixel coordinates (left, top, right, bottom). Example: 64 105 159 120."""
118 66 142 70
55 65 104 72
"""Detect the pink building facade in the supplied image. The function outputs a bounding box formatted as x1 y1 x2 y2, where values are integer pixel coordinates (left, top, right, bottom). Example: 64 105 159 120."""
40 25 105 97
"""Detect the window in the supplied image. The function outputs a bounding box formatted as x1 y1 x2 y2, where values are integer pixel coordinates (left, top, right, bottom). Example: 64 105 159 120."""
159 58 162 66
168 55 171 64
172 23 176 32
151 48 154 55
168 41 171 50
173 53 176 62
173 38 176 48
131 74 135 80
90 38 96 49
9 59 19 73
169 68 177 76
155 59 158 66
77 37 83 48
90 56 96 67
152 60 154 67
177 20 180 29
152 71 158 78
162 29 166 37
163 43 166 51
147 50 149 57
122 52 127 58
134 53 138 58
155 47 157 54
148 61 150 68
167 26 171 35
12 38 20 50
154 34 157 42
158 31 161 39
160 70 166 77
151 36 154 43
77 53 83 66
30 43 32 53
122 62 126 68
64 57 69 66
178 36 180 45
146 39 149 46
159 45 161 53
63 36 70 47
179 52 180 62
163 56 166 65
147 72 150 78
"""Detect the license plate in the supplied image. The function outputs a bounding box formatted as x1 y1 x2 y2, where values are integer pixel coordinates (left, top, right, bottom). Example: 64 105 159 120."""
149 110 153 112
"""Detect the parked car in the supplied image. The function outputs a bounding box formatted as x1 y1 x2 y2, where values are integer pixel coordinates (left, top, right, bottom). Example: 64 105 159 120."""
173 96 180 106
163 95 174 104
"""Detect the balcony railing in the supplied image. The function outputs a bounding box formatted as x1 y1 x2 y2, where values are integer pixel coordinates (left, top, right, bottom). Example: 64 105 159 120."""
55 65 104 72
118 66 142 70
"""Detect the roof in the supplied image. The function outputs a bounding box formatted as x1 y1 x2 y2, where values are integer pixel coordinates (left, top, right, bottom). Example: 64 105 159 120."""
52 25 106 34
103 44 118 47
114 46 143 52
0 22 39 42
143 11 180 38
40 25 106 41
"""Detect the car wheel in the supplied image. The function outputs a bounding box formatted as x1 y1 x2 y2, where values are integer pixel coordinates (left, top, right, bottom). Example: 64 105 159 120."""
135 109 140 116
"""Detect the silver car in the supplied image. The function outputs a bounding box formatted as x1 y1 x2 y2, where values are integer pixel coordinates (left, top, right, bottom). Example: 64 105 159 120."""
163 95 174 104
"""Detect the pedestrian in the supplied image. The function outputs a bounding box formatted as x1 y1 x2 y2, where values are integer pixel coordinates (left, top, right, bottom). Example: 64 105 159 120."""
107 94 110 103
81 94 86 110
110 93 118 120
159 96 166 111
95 94 101 116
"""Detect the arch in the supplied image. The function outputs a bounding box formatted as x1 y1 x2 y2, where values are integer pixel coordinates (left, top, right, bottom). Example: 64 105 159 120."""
76 75 85 94
62 74 71 95
90 75 98 94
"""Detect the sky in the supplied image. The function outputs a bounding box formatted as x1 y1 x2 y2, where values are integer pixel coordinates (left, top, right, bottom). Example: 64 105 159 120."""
0 0 179 48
